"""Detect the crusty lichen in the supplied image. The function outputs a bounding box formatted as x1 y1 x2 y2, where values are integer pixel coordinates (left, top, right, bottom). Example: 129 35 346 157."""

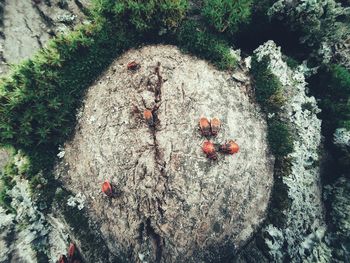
253 41 331 262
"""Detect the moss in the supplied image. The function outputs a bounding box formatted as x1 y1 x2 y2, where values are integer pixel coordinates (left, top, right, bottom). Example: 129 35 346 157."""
285 56 299 69
250 54 293 158
309 64 350 174
267 118 294 158
92 0 188 34
0 152 19 213
176 20 237 70
202 0 253 35
251 55 282 112
267 158 292 228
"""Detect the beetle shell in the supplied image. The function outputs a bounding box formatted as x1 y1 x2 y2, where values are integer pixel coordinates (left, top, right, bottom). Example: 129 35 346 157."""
68 243 76 259
219 140 239 154
199 117 211 137
143 109 154 127
202 141 217 160
102 181 113 196
210 118 221 136
127 61 140 70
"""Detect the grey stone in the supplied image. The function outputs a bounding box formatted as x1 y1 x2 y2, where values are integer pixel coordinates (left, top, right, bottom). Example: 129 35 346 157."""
55 45 274 262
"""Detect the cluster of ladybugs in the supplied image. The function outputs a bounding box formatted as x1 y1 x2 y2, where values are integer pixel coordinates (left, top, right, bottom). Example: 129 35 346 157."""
199 117 239 160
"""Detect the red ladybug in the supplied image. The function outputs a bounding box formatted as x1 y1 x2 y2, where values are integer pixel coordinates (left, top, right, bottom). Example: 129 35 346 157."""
127 61 140 70
143 109 154 127
102 181 113 197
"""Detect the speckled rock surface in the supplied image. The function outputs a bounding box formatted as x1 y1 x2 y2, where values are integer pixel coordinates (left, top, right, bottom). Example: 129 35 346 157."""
55 45 274 262
0 0 90 74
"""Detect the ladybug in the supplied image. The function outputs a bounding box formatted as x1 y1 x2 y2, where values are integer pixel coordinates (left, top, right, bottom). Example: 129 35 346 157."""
68 243 76 259
102 181 113 197
219 140 239 154
210 118 221 136
202 141 217 160
199 117 211 137
127 61 140 71
143 109 154 127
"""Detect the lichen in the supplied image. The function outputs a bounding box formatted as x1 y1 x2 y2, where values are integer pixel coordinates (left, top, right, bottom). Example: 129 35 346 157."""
0 179 50 262
253 40 331 261
67 192 86 210
334 128 350 147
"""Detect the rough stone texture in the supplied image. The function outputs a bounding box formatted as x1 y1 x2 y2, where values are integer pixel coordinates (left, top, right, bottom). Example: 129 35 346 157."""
0 177 50 263
333 36 350 70
0 0 90 74
55 45 274 262
252 41 330 262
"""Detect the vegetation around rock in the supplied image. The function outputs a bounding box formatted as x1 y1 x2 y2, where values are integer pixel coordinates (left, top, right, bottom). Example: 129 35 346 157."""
0 0 349 262
202 0 253 35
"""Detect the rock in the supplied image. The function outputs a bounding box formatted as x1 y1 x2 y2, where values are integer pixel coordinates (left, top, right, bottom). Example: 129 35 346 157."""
0 0 90 74
252 41 328 262
55 45 274 262
0 178 50 263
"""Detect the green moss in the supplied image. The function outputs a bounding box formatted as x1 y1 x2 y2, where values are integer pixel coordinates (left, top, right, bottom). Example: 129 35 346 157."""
0 154 17 213
251 55 282 112
92 0 188 33
267 118 294 158
285 56 299 69
202 0 253 34
176 20 237 70
267 158 292 228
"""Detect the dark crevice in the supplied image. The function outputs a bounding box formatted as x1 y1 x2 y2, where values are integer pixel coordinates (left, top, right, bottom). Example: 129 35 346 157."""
35 36 43 49
146 218 163 262
23 18 34 34
23 18 43 48
74 0 90 16
138 222 145 243
143 62 169 261
33 4 54 28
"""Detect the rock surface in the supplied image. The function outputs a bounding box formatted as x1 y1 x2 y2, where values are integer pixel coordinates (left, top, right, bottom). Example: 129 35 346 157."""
0 0 90 74
55 45 274 262
251 41 328 262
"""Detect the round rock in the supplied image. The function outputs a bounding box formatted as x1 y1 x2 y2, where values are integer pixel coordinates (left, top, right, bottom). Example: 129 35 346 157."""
56 45 274 262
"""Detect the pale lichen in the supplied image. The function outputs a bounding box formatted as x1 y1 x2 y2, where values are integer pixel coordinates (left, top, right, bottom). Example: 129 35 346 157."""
253 40 330 262
67 192 86 210
334 128 350 147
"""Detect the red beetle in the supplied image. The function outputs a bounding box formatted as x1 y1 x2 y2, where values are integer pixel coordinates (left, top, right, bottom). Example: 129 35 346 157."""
102 181 113 197
210 118 221 136
68 243 76 259
219 140 239 154
143 109 154 127
202 141 217 160
127 61 140 71
199 117 211 137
